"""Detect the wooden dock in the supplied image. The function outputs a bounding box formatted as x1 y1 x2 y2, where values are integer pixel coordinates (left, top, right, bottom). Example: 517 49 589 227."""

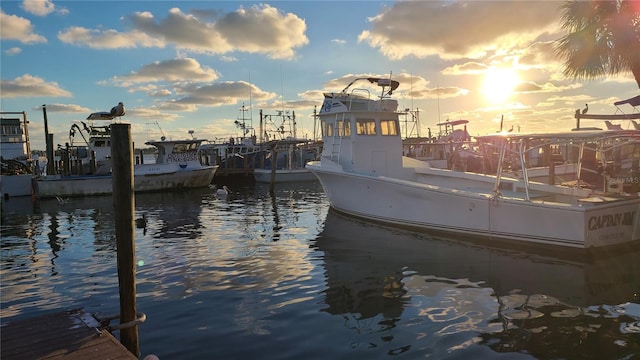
1 309 137 360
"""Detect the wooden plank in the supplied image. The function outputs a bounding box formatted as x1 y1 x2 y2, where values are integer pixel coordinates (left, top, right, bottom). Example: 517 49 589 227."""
1 309 137 360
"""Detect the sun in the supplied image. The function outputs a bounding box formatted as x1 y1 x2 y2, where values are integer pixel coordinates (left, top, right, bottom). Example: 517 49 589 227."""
482 67 520 104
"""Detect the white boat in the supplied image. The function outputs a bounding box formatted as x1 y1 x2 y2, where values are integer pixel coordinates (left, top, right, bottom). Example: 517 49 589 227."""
306 76 640 249
36 112 217 198
1 111 35 198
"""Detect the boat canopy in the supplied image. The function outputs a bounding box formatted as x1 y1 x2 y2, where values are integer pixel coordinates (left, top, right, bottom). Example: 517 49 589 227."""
339 77 400 96
614 95 640 107
86 112 116 120
476 129 640 142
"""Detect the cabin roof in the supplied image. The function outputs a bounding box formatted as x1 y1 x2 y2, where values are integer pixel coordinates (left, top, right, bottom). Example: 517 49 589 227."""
145 138 205 146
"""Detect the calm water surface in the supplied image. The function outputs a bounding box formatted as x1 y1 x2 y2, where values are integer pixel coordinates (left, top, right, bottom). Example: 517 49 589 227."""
1 181 639 359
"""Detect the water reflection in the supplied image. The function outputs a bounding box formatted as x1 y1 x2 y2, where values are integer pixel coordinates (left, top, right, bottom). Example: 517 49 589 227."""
3 183 637 359
313 210 640 358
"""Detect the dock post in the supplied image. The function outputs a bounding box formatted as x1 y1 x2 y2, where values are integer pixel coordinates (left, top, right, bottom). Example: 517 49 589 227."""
111 123 139 357
269 144 278 193
42 105 56 176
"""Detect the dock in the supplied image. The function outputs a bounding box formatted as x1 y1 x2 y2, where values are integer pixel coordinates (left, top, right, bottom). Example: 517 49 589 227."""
1 309 137 360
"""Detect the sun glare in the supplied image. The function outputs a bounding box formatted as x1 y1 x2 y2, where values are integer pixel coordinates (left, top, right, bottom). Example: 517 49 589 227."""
482 67 520 104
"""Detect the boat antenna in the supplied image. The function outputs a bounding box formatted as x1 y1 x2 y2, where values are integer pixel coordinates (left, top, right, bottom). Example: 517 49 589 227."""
280 64 285 114
248 71 253 131
153 121 166 140
436 79 441 123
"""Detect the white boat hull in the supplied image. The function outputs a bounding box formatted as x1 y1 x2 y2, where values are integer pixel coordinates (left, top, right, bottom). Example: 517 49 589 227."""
253 168 317 183
36 166 217 198
309 163 640 249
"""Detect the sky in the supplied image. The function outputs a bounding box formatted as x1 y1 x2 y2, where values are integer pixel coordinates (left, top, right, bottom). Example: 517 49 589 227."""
1 0 639 151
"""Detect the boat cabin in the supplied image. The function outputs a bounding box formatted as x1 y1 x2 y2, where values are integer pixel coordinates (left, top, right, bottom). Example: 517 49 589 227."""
318 77 404 176
1 114 30 161
146 138 208 168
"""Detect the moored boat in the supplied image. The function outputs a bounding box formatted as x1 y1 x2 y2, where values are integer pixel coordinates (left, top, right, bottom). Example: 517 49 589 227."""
306 76 640 249
36 110 217 198
37 137 217 198
253 139 320 183
1 111 35 199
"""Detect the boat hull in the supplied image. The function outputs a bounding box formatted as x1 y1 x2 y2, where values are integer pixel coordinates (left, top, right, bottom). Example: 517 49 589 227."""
0 174 34 198
308 164 640 249
36 166 217 198
253 168 317 183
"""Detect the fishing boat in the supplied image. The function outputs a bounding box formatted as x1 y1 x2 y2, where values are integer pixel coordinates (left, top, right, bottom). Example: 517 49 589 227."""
503 98 640 184
200 105 265 181
253 138 319 183
1 111 36 198
306 76 640 249
36 109 217 198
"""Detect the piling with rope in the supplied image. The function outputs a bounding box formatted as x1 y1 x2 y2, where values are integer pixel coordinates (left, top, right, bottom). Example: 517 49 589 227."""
111 124 140 357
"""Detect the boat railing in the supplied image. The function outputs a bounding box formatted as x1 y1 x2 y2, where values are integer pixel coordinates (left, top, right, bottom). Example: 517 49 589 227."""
481 133 640 199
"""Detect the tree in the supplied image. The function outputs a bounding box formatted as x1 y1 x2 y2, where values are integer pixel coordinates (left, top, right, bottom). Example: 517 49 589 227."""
555 0 640 88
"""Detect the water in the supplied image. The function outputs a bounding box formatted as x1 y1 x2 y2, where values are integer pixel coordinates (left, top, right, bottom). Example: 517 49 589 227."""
1 182 639 359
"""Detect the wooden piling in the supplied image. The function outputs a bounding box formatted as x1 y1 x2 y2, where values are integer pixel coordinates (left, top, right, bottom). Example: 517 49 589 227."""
42 105 56 176
110 123 139 357
269 145 278 193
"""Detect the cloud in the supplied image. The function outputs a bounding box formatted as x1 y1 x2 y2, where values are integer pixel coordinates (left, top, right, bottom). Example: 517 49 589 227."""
125 107 182 121
0 10 47 44
518 41 559 70
358 1 560 60
131 5 308 59
4 47 22 55
58 26 164 49
1 74 72 98
112 58 220 84
21 0 55 16
170 81 276 106
442 62 488 75
211 5 308 59
56 5 308 59
36 103 91 113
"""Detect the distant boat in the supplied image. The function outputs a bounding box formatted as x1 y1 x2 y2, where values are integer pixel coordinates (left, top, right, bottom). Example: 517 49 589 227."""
1 111 35 199
306 76 640 249
402 118 480 171
200 105 265 181
253 139 320 183
36 116 217 198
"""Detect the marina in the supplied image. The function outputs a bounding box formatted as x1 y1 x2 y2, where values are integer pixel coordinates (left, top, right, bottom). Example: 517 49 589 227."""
1 182 639 359
2 1 640 357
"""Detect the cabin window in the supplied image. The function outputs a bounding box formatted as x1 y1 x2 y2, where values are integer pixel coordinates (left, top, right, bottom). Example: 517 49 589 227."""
336 120 352 137
380 120 399 136
343 120 351 136
173 143 196 153
324 121 333 137
356 119 376 135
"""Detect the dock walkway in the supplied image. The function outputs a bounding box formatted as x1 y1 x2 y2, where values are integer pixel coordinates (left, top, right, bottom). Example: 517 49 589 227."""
1 309 137 360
